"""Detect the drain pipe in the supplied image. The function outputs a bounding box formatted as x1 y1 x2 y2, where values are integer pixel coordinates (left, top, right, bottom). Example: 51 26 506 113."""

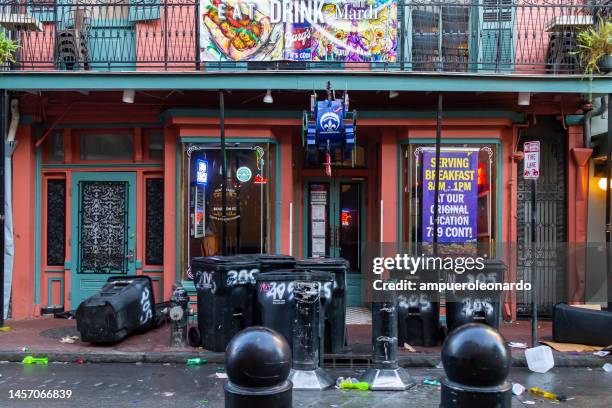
3 98 18 320
584 96 608 146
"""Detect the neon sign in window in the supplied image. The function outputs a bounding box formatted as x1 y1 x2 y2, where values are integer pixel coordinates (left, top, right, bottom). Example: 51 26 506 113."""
196 159 208 185
341 209 352 227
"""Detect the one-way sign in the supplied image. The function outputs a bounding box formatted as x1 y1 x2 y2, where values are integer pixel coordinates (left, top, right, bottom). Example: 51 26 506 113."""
523 141 540 179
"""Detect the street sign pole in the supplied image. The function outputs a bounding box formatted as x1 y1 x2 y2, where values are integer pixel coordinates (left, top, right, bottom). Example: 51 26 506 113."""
531 178 537 347
0 90 5 327
523 141 540 347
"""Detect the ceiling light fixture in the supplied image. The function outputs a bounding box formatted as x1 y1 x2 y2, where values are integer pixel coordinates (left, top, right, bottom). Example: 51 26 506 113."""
122 89 135 104
263 89 273 104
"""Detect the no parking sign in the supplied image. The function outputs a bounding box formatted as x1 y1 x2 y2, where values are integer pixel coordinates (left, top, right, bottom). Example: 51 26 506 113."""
523 141 540 179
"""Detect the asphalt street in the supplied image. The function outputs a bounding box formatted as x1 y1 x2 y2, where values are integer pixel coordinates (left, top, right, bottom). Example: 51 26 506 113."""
0 362 611 408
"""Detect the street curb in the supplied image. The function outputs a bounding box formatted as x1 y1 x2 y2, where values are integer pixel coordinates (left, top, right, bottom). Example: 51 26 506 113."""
1 350 608 367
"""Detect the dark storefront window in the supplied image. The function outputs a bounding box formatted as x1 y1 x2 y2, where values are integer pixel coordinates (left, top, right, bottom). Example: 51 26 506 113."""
402 143 497 256
147 132 164 161
145 178 164 265
46 179 66 266
182 143 276 279
44 132 65 163
80 133 135 161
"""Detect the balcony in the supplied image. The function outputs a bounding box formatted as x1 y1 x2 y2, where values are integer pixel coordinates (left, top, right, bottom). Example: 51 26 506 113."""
0 0 610 75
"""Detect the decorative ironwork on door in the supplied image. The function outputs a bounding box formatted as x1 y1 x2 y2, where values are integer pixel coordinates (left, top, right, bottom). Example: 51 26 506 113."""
77 181 129 274
517 118 567 317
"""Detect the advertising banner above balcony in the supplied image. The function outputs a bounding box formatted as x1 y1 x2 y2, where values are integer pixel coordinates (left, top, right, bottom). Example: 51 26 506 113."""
199 0 398 62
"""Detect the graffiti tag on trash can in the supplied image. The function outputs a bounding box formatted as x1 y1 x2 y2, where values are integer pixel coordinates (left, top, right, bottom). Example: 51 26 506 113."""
195 270 217 294
225 269 258 287
139 287 153 325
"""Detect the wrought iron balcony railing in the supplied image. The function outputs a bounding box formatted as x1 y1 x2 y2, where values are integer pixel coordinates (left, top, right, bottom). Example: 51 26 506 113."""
0 0 609 75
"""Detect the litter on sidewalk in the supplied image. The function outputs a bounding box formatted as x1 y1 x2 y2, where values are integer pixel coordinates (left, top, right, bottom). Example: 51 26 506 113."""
423 379 441 386
338 381 369 391
525 345 555 373
542 340 604 353
602 363 612 372
403 343 416 352
22 356 48 365
0 326 12 332
186 358 207 366
508 342 528 349
512 383 526 396
60 336 80 344
594 351 611 357
529 387 567 402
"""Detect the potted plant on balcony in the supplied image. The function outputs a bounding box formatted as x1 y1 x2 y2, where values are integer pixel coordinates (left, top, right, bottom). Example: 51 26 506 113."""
0 31 19 64
575 18 612 75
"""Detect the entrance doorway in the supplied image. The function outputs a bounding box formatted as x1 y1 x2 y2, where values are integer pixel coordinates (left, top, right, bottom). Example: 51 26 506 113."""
517 117 567 317
70 172 137 307
305 179 365 306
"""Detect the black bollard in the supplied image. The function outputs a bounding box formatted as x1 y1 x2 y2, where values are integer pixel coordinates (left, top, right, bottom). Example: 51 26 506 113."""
224 327 292 408
360 294 414 390
288 280 334 390
440 323 512 408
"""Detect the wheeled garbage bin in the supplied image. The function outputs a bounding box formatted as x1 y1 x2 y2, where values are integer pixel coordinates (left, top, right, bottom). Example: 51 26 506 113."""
255 269 333 351
445 259 506 332
191 255 259 352
76 275 157 344
295 258 348 353
241 254 296 325
396 266 439 347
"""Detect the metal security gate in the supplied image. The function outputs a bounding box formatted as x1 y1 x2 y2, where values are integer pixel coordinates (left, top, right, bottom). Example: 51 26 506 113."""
517 117 567 317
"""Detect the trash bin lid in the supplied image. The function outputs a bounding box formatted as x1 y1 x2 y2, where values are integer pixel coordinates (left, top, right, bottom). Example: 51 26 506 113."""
191 255 259 271
295 257 349 270
241 253 296 268
482 258 507 271
255 269 332 282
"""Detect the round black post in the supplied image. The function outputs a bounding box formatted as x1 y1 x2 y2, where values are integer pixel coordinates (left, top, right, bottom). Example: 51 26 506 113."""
440 323 511 408
224 327 292 408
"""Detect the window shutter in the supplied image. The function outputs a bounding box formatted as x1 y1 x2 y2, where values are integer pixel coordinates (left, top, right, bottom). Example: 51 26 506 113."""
129 0 161 22
27 0 56 23
478 0 514 72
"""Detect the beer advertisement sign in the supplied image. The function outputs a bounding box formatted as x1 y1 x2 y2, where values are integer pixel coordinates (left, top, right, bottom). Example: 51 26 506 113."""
200 0 398 62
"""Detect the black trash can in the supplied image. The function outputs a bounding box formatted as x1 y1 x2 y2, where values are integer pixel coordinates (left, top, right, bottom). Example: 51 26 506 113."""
295 258 348 354
445 259 506 332
397 292 440 347
76 275 156 344
242 253 296 272
255 269 332 351
192 255 259 352
242 254 296 325
395 266 439 347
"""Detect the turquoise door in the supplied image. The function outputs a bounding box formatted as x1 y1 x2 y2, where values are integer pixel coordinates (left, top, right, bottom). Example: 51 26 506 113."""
70 172 137 307
306 179 365 306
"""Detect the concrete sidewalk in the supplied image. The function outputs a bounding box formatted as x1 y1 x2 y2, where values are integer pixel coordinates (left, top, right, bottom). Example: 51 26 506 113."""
0 317 607 367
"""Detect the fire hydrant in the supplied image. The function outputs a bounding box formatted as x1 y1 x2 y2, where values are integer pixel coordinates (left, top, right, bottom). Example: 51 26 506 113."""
169 285 190 348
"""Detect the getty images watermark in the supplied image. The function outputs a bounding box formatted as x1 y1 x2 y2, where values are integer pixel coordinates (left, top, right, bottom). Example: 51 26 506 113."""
371 254 532 292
